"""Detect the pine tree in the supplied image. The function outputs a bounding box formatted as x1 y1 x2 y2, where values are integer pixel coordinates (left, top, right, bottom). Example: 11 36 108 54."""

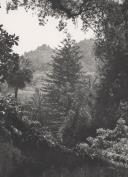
42 35 82 131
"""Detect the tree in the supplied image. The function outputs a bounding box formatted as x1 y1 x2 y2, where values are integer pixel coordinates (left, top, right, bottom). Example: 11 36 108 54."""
0 25 19 84
7 56 33 99
42 35 82 131
93 1 128 129
58 73 97 147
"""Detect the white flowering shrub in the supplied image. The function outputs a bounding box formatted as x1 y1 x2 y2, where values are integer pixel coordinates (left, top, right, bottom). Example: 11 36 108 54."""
83 118 128 165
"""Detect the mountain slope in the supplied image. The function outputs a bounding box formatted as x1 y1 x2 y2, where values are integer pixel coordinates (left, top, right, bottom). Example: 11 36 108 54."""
24 44 53 70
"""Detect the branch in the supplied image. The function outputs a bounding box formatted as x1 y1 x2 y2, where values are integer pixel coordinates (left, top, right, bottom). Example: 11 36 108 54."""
49 0 85 18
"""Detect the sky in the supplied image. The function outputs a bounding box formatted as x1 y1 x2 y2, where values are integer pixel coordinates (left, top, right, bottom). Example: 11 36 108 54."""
0 1 94 55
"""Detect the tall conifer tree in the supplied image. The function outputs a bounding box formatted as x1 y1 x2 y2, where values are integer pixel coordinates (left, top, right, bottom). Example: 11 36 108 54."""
43 35 82 131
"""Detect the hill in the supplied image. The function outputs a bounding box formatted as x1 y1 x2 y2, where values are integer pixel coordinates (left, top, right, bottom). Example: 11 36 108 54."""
24 44 53 71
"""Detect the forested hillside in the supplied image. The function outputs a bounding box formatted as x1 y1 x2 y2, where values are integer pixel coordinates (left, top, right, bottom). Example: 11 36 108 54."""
24 45 53 71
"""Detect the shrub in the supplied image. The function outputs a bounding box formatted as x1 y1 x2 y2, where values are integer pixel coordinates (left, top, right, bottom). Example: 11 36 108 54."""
75 118 128 166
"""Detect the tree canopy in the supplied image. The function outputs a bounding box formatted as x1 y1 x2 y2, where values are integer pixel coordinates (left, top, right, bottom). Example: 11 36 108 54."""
7 56 33 99
6 0 124 29
0 25 19 84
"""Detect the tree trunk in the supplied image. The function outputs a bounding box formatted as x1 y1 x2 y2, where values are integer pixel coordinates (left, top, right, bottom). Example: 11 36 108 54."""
14 87 18 100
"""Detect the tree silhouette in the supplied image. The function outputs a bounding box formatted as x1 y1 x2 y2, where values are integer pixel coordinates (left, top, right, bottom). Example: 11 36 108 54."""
7 56 33 99
0 25 19 84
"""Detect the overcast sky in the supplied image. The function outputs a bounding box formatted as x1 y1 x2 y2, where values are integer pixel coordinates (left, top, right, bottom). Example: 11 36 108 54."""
0 2 94 55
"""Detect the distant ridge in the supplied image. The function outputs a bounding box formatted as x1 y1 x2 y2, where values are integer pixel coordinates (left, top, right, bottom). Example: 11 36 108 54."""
24 39 96 72
24 44 53 71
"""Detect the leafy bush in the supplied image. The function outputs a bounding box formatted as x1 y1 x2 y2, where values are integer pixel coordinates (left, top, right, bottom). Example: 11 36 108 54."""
76 118 128 166
0 95 24 177
58 110 92 147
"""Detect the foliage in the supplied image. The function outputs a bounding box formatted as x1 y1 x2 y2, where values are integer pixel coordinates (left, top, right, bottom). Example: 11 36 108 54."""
58 73 97 147
42 35 83 132
7 56 33 99
0 95 22 131
0 95 58 176
0 25 19 84
24 88 48 126
0 26 25 177
6 0 113 31
1 95 128 177
76 118 128 167
117 100 128 123
94 1 128 129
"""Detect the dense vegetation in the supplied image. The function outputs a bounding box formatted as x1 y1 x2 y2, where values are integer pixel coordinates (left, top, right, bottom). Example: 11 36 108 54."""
1 0 128 177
